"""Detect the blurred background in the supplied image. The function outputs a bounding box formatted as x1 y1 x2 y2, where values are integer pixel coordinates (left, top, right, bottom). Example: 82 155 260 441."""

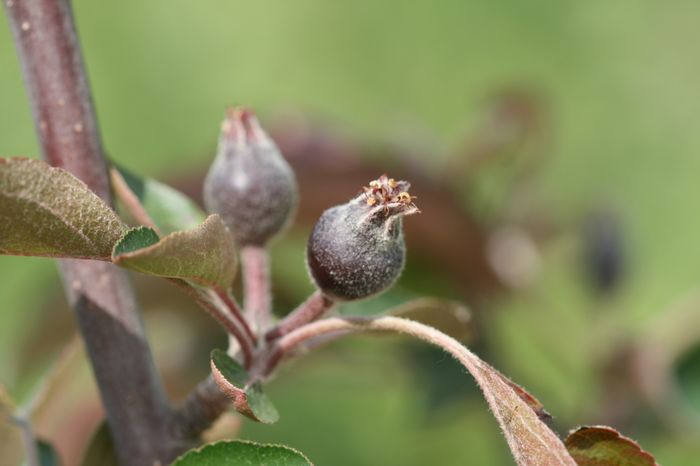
2 0 700 464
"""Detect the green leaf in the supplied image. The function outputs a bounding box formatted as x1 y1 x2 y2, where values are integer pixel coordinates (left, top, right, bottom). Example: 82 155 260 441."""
210 349 279 424
112 227 160 256
22 440 62 466
565 426 658 466
80 422 118 466
112 215 237 289
0 157 126 260
110 165 206 235
172 440 312 466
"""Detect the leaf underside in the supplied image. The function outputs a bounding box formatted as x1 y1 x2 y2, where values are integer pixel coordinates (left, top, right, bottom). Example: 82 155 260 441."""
0 157 125 260
172 440 313 466
464 352 576 465
112 215 237 289
565 425 658 466
210 349 279 424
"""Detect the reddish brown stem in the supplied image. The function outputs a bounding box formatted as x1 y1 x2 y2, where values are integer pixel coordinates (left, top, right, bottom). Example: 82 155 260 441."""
4 1 178 464
109 167 160 232
169 280 253 368
241 246 272 330
214 288 258 348
265 290 334 341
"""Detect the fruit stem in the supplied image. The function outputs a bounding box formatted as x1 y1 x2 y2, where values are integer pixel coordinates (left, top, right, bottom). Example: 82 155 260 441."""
265 290 335 342
214 288 258 347
241 245 273 332
169 279 253 368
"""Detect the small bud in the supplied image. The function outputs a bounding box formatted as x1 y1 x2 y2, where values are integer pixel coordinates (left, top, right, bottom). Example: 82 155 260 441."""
307 175 419 301
203 107 298 246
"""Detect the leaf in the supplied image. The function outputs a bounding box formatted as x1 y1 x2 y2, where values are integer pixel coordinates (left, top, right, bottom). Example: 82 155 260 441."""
384 301 550 421
0 157 126 260
493 371 553 423
110 165 206 235
80 422 118 466
429 339 574 465
284 316 576 466
564 426 658 466
112 215 237 289
112 227 160 256
386 298 474 342
210 349 279 424
22 439 62 466
172 440 313 466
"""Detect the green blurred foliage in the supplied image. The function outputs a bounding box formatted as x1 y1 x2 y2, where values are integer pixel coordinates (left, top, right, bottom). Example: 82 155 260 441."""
3 0 700 464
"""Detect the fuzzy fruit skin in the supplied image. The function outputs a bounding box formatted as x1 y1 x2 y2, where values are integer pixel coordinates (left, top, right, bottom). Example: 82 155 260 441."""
307 196 409 301
204 110 298 246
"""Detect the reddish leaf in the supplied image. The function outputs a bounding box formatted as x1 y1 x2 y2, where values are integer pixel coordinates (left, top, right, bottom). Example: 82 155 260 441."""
565 426 658 466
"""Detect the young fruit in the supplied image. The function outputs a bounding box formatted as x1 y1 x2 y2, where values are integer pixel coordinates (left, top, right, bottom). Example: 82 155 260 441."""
203 107 298 246
307 175 419 301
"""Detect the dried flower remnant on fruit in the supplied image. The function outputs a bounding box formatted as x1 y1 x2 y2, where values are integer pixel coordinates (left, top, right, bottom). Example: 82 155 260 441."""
362 174 418 211
203 107 298 246
307 176 420 301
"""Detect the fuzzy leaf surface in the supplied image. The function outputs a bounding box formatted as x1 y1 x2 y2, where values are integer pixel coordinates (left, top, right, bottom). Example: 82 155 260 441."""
0 157 125 259
110 166 205 234
210 349 279 424
172 440 312 466
282 316 576 465
112 215 236 289
565 426 658 466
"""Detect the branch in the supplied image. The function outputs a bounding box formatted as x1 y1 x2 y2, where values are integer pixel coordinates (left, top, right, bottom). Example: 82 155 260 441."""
214 288 258 347
173 376 229 441
109 167 160 232
11 415 39 466
265 290 334 341
172 290 334 438
4 1 179 464
167 280 254 367
241 245 272 330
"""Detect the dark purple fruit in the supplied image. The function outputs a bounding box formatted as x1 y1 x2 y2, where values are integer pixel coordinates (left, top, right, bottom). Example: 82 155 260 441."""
204 108 298 246
307 175 419 301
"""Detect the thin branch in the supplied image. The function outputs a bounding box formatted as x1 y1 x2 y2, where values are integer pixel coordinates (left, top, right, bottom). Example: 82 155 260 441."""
214 288 258 347
172 376 229 441
109 167 160 232
4 1 178 464
241 245 272 330
265 290 334 341
169 280 254 367
11 415 39 466
266 316 477 375
171 291 332 439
